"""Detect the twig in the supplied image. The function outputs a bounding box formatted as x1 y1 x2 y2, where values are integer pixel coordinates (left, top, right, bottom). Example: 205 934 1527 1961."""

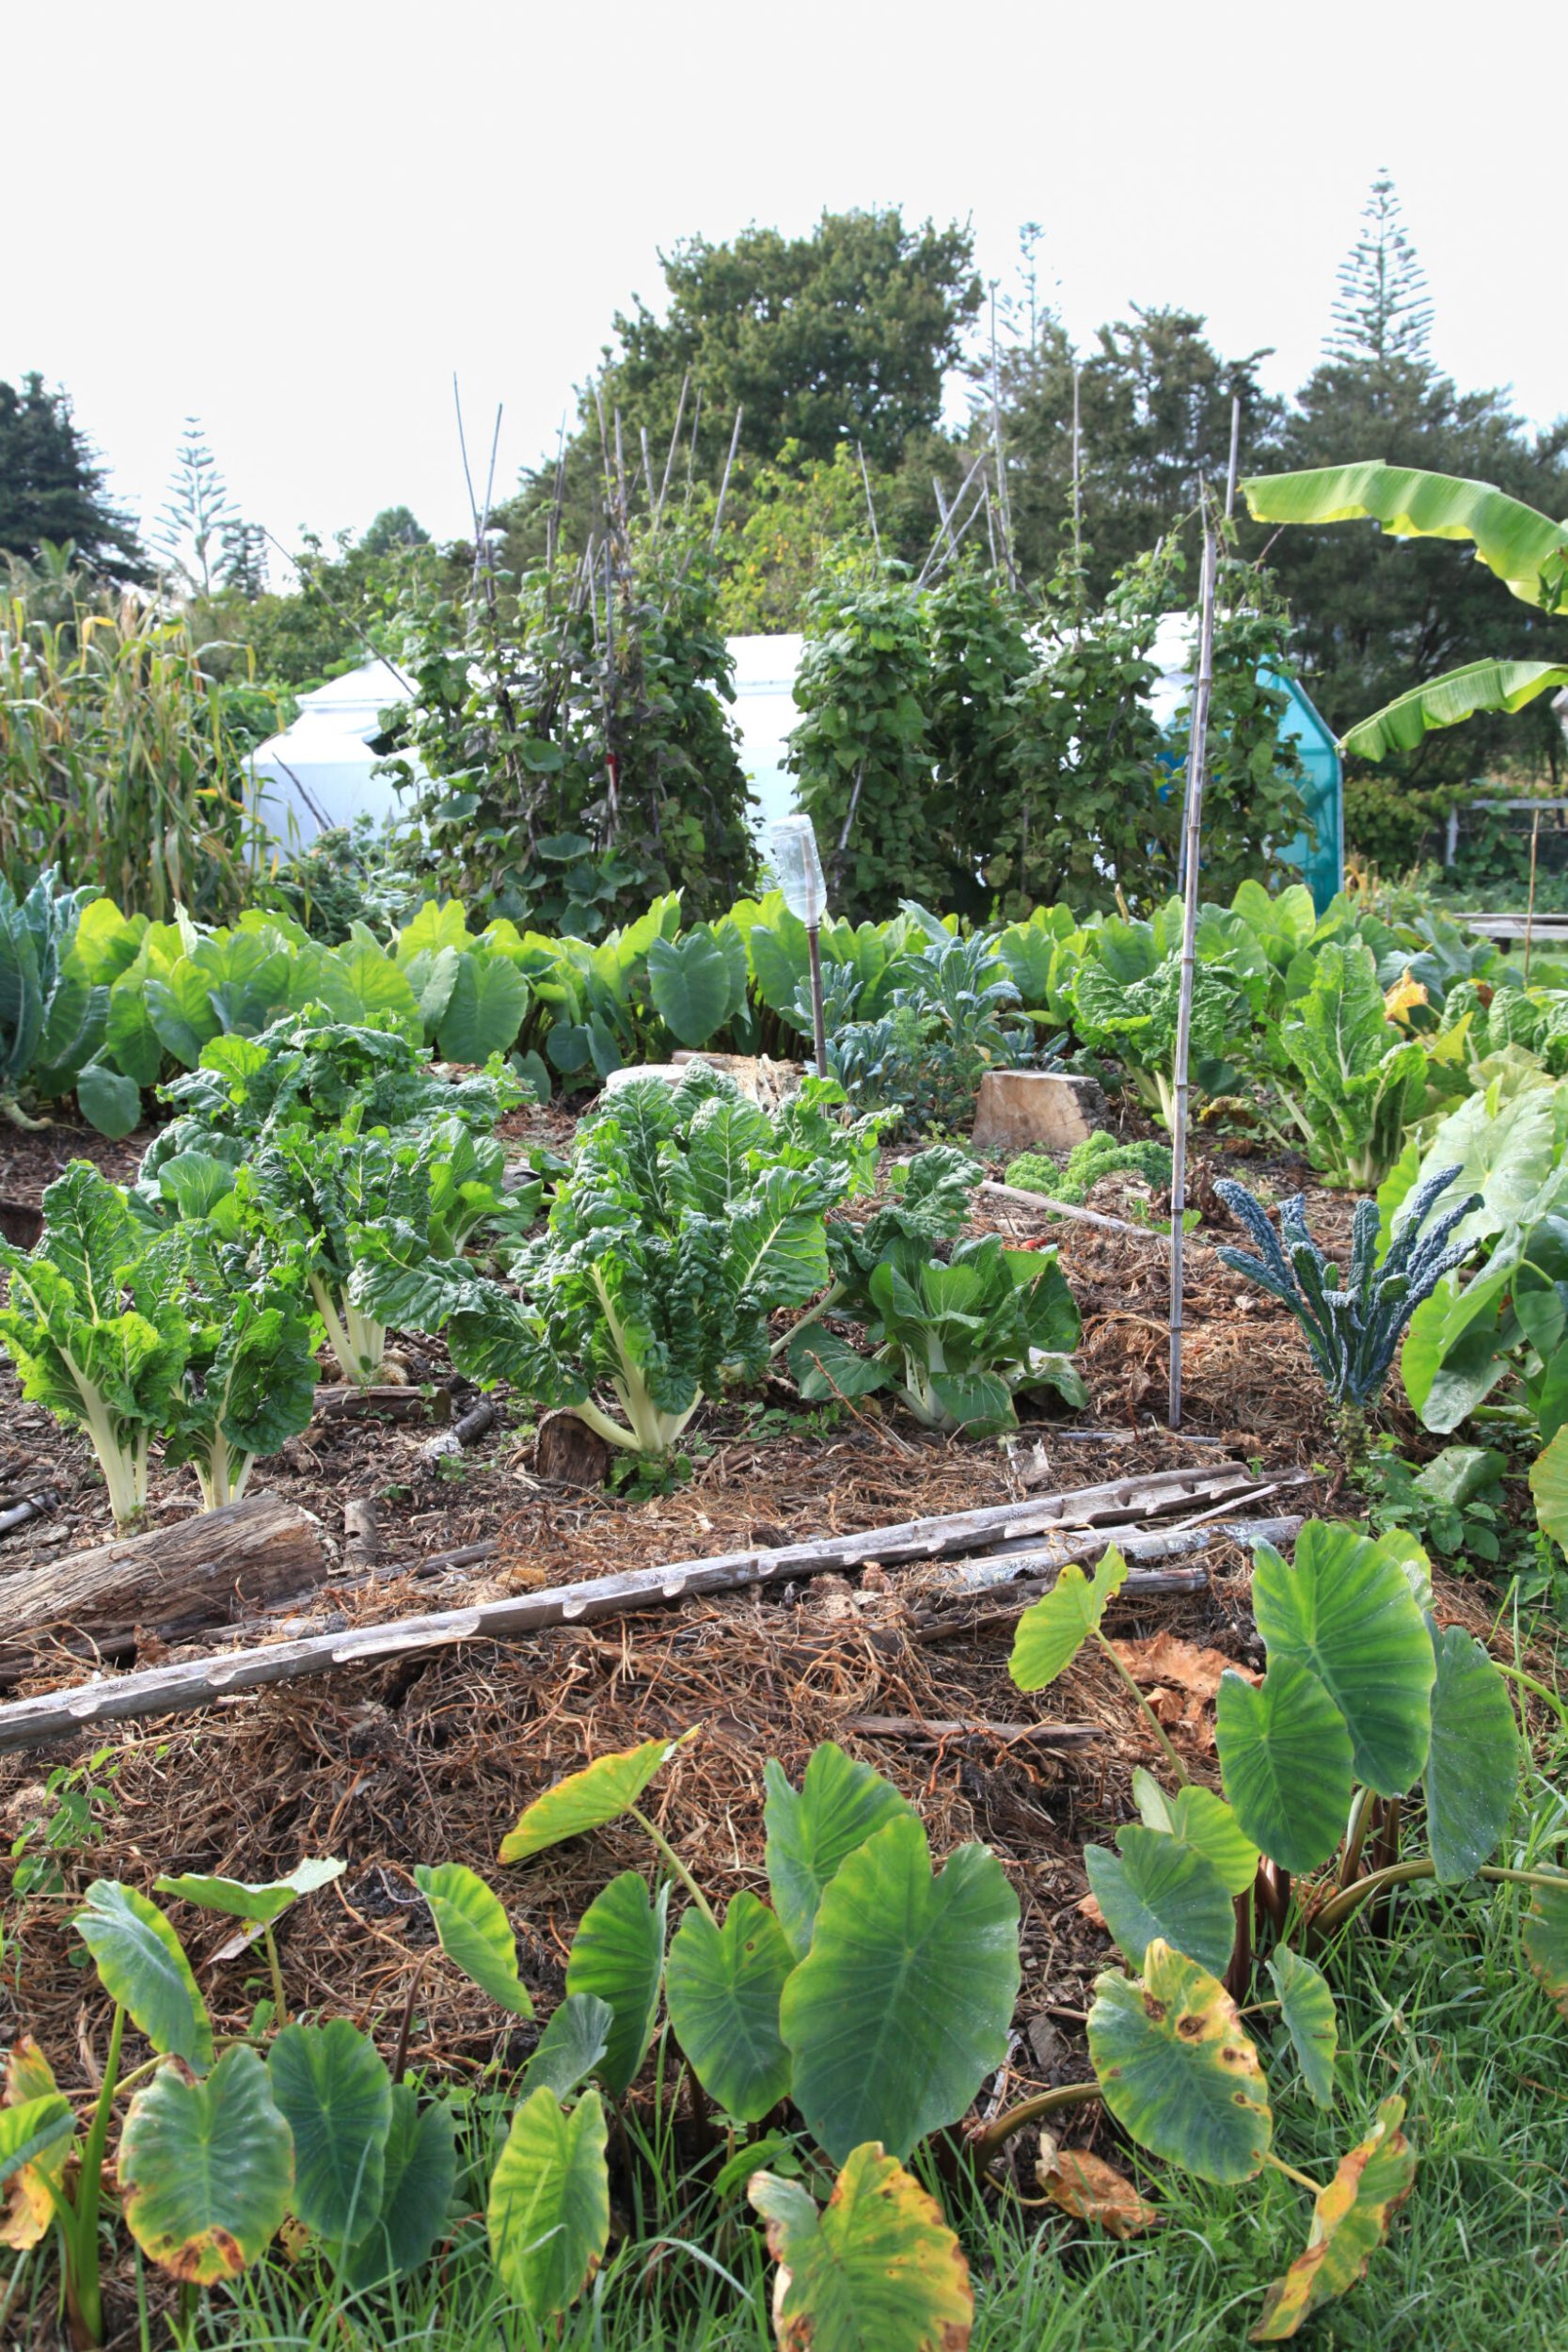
978 1179 1158 1238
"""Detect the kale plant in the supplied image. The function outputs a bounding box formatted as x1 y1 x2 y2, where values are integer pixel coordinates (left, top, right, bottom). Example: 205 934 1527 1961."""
827 931 1057 1133
1006 1133 1173 1206
1212 1165 1481 1444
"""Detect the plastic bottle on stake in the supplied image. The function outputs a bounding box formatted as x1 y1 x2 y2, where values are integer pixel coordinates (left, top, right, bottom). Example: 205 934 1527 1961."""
771 817 829 1078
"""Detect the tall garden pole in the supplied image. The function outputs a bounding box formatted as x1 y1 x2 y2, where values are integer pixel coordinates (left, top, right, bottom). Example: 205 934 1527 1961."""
1167 508 1219 1428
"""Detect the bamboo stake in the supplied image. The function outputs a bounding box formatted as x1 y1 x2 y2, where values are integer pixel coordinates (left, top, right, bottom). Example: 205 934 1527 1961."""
988 288 1018 587
1070 366 1083 568
1168 510 1220 1428
1224 392 1242 518
655 372 690 524
857 441 882 563
1526 804 1542 979
709 407 744 549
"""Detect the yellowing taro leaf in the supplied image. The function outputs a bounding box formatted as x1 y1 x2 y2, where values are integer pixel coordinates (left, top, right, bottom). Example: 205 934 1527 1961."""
499 1732 691 1865
1250 2096 1415 2342
1383 970 1429 1026
1035 2136 1162 2238
1009 1546 1129 1691
1088 1940 1271 2185
1522 1878 1568 2017
750 2140 973 2352
0 2039 71 2250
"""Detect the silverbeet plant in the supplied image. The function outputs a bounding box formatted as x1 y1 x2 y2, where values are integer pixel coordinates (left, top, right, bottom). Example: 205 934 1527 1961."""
1212 1166 1480 1452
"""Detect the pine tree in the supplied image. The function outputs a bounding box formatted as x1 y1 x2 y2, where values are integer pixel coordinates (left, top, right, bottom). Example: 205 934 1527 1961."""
219 518 268 598
153 418 237 596
1325 172 1434 369
0 373 147 580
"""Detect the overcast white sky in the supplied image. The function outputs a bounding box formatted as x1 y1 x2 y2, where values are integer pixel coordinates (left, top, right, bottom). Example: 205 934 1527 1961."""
8 0 1562 560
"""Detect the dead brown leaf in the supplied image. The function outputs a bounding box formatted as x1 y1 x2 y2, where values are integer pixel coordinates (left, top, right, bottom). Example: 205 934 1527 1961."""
1107 1631 1243 1703
1037 2137 1163 2238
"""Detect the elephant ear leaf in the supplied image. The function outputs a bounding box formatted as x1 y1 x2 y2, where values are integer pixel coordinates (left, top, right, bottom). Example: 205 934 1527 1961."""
1249 1524 1433 1798
75 1882 213 2070
1250 2097 1415 2342
749 2142 974 2352
0 2043 72 2250
1423 1625 1517 1883
499 1734 689 1865
763 1741 914 1958
413 1863 534 2018
486 2087 610 2325
1087 1940 1271 2186
665 1891 795 2122
1265 1948 1338 2109
118 2045 293 2285
1522 1879 1568 2017
1009 1546 1129 1691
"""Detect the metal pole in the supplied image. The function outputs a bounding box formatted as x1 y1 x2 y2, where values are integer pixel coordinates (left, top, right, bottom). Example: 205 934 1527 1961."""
807 925 829 1080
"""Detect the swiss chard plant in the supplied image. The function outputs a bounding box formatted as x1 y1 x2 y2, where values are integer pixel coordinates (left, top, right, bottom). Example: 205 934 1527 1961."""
1268 942 1433 1187
365 1067 878 1457
1066 906 1262 1128
0 1164 192 1524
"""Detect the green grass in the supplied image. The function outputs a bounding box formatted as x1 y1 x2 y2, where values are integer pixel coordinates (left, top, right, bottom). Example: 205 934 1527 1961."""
8 1774 1566 2351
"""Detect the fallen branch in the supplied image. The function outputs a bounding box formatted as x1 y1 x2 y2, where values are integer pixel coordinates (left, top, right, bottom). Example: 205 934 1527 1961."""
0 1489 57 1540
421 1398 499 1466
979 1180 1158 1238
314 1386 428 1423
842 1714 1101 1750
0 1459 1259 1748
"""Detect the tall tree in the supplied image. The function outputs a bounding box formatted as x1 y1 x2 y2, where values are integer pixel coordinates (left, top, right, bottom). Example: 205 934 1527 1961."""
494 209 980 579
153 418 237 597
1324 171 1434 372
0 373 146 581
984 305 1281 588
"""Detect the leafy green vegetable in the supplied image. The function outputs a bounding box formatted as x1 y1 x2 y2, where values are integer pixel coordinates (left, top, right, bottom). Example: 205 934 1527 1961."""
1272 943 1430 1186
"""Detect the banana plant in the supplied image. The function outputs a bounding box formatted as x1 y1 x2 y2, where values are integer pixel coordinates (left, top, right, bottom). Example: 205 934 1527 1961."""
1241 461 1568 758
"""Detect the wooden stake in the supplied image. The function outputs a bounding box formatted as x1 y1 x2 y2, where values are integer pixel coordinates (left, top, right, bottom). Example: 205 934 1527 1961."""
857 440 882 563
1168 515 1220 1428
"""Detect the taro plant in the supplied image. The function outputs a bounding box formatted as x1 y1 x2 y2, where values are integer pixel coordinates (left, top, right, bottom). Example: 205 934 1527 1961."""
367 1067 878 1458
1212 1166 1479 1456
993 1516 1567 2338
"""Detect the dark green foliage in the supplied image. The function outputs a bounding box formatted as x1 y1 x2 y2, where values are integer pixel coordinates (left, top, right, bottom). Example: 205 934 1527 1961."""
826 930 1053 1133
1213 1167 1480 1408
0 373 146 582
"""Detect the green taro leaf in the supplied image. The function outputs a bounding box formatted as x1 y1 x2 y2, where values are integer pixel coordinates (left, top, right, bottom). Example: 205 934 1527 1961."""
1423 1625 1517 1883
1008 1545 1129 1691
1522 1878 1568 2016
780 1813 1020 2166
1266 1948 1338 2108
646 930 742 1047
763 1742 915 1959
437 953 530 1063
1085 1827 1237 1977
267 2020 392 2245
1131 1770 1260 1897
338 2085 456 2293
486 2086 610 2323
0 2094 73 2214
1250 1525 1434 1797
750 2142 973 2352
518 1994 615 2103
1529 1424 1568 1557
563 1871 669 2098
413 1863 534 2018
665 1892 795 2121
76 1881 213 2070
1088 1939 1272 2185
119 2045 293 2284
499 1733 686 1865
1250 2096 1415 2341
153 1857 344 1928
1215 1662 1354 1875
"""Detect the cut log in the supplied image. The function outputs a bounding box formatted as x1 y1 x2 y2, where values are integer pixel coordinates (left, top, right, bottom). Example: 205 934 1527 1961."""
972 1070 1110 1153
314 1386 429 1423
0 1492 325 1672
532 1409 611 1487
342 1501 380 1572
0 1460 1271 1749
420 1399 500 1467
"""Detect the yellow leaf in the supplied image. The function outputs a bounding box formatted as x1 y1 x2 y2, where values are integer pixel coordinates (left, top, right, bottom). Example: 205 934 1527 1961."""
1035 2136 1162 2238
1383 970 1429 1026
